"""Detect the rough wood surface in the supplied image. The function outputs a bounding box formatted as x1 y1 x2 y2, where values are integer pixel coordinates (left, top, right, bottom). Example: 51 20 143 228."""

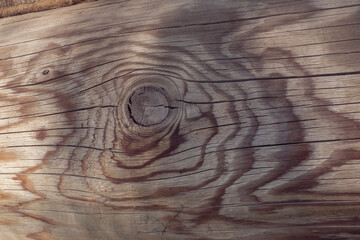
1 0 360 239
0 0 97 18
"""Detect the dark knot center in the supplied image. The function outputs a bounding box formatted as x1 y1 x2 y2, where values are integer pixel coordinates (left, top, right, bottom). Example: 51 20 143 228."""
127 86 170 127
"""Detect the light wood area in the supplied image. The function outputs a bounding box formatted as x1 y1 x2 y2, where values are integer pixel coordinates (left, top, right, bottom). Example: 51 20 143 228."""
1 0 360 239
0 0 98 18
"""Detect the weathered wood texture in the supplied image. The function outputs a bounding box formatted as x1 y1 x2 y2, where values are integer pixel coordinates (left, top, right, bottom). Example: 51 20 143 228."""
0 0 97 18
1 0 360 239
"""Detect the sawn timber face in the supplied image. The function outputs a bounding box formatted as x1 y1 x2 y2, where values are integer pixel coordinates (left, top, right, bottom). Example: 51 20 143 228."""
0 0 360 239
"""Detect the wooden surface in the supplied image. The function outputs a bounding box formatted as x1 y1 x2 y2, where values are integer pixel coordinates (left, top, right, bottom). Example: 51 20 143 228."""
0 0 97 18
1 0 360 239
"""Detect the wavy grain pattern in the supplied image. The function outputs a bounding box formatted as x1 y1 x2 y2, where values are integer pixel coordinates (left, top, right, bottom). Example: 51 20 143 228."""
1 0 360 239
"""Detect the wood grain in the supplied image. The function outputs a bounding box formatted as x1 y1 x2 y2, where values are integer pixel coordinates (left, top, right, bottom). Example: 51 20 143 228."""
1 0 360 239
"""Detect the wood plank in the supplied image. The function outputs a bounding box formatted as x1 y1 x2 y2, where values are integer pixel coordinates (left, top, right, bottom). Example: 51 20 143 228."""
1 0 360 239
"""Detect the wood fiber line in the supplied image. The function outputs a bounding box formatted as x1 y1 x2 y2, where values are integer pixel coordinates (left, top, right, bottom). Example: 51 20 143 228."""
1 0 360 239
0 0 98 18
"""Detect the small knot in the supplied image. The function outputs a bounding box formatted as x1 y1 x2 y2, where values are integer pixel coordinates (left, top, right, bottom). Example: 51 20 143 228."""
127 86 170 127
